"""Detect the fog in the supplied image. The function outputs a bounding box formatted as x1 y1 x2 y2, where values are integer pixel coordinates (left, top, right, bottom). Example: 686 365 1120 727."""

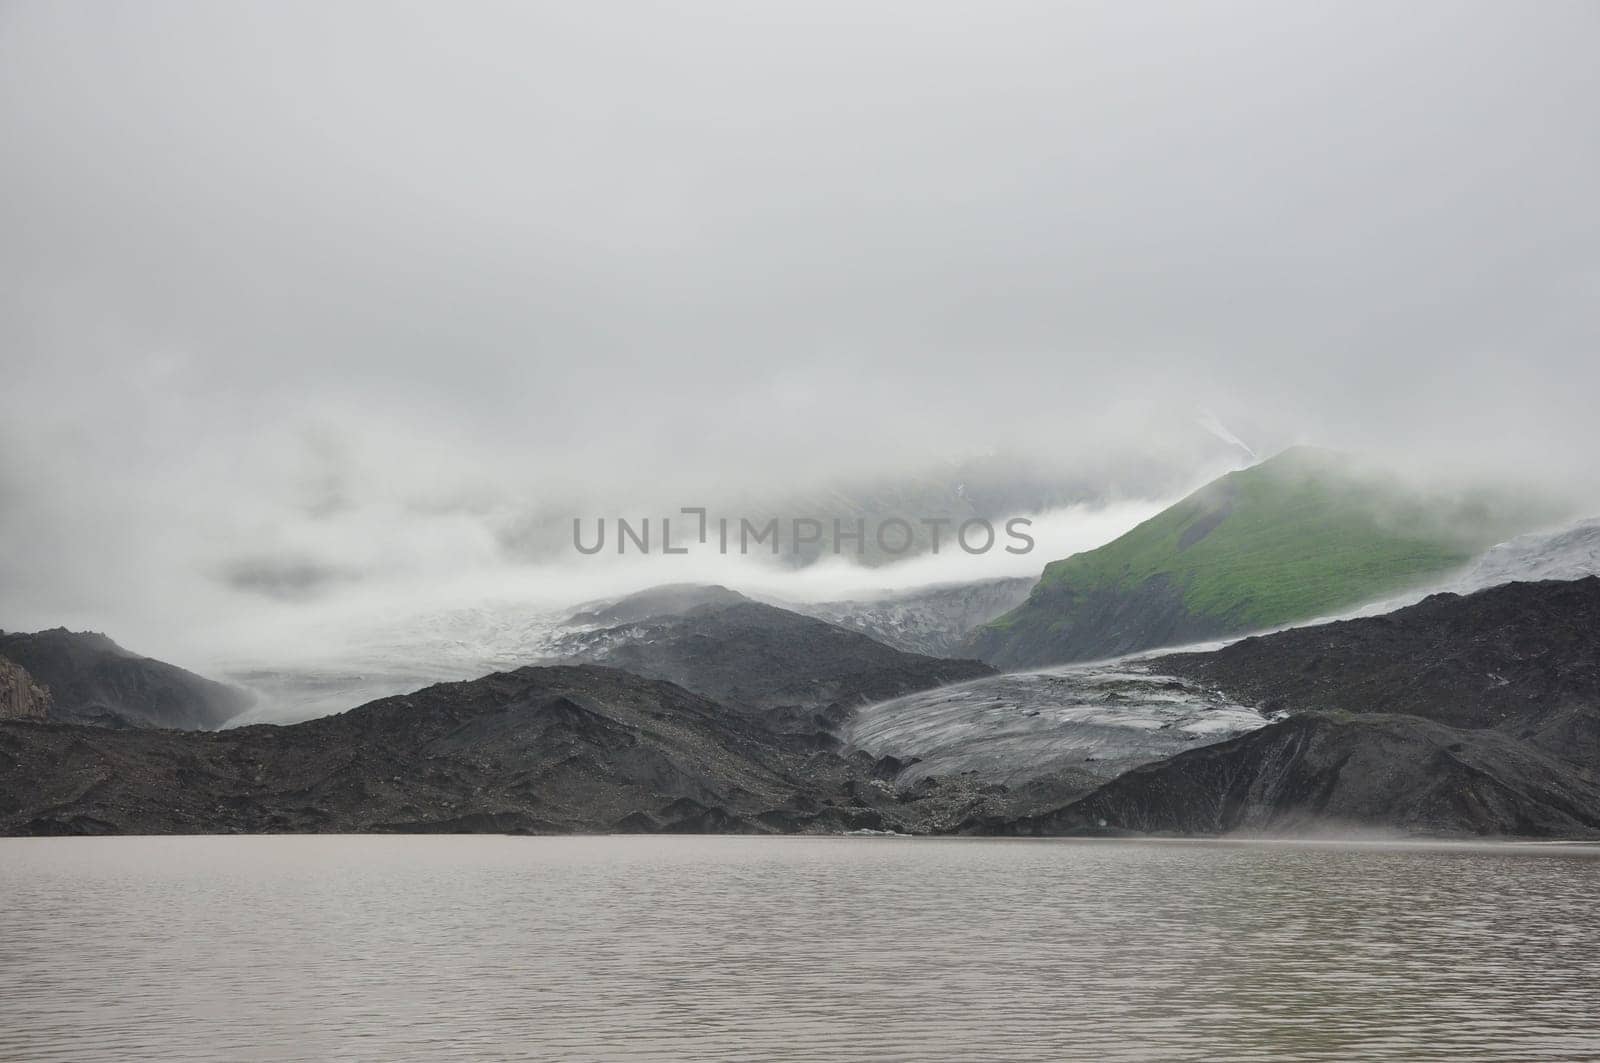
2 1 1597 668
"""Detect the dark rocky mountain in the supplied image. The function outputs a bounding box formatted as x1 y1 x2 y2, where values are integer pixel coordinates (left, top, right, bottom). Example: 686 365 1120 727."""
550 592 995 731
0 628 252 730
788 577 1035 657
0 659 51 720
0 664 1061 836
977 578 1600 838
1152 577 1600 756
16 579 1598 839
993 712 1600 838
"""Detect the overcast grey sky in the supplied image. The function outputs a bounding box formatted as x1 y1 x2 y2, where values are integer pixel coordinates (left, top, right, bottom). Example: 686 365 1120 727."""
1 1 1597 658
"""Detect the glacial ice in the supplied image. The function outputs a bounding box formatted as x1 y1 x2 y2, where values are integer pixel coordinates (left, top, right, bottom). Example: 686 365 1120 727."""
843 661 1268 786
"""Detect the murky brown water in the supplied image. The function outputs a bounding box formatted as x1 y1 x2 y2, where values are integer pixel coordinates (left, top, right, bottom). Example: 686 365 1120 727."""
2 835 1597 1061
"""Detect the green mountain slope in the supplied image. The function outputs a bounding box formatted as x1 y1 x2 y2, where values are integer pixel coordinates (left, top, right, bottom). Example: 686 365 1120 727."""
965 447 1556 669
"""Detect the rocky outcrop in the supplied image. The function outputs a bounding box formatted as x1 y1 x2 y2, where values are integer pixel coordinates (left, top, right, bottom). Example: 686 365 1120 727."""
0 659 50 720
0 628 251 730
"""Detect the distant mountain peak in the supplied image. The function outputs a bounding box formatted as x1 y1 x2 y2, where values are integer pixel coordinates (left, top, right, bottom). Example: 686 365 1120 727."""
565 583 752 626
0 628 250 729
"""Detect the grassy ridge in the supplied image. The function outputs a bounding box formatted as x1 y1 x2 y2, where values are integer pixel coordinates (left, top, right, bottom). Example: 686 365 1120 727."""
974 447 1555 664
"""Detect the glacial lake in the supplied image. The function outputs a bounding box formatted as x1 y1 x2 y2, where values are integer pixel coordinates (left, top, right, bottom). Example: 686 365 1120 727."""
2 836 1598 1062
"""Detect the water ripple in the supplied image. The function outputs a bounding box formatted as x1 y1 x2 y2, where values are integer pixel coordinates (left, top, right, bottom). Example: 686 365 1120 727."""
2 835 1598 1062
